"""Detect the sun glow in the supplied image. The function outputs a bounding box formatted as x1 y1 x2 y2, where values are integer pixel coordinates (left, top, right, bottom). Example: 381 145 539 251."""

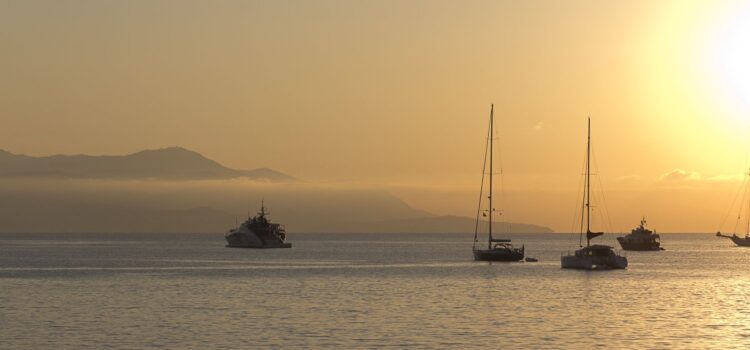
717 4 750 117
624 1 750 178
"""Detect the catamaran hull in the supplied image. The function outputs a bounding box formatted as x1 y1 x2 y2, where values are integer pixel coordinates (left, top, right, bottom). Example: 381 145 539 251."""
560 255 627 270
473 249 524 262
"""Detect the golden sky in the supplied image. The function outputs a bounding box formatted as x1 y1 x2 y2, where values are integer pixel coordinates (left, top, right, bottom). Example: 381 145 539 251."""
2 0 750 232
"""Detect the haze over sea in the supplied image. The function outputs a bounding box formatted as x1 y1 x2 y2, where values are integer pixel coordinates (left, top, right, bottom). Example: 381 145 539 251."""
2 232 749 349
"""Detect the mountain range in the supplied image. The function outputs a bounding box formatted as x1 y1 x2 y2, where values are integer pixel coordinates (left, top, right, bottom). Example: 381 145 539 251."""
0 147 295 181
0 147 554 234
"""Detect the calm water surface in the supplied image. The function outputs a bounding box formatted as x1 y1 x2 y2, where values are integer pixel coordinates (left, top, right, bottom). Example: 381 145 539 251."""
2 232 750 349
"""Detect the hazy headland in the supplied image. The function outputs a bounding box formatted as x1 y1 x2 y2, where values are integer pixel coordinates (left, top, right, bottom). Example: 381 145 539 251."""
0 147 551 234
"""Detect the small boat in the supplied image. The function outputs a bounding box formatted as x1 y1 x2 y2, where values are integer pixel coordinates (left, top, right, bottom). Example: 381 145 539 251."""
617 217 663 251
225 201 291 248
717 168 750 247
561 118 627 270
525 257 538 262
472 104 524 262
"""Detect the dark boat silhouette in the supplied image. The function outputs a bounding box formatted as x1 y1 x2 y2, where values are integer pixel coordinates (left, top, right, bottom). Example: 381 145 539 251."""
472 104 524 262
225 201 291 248
561 118 627 270
716 232 750 247
717 168 750 247
617 217 663 251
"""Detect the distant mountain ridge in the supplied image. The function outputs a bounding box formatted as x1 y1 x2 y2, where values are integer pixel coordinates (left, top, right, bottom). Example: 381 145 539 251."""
0 178 555 233
0 204 554 234
297 215 552 234
0 148 556 234
0 147 295 181
351 215 553 234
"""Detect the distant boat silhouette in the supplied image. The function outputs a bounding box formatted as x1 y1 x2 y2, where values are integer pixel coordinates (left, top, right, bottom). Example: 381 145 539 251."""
617 217 664 251
225 201 291 248
561 118 627 270
472 104 524 262
717 168 750 247
716 232 750 246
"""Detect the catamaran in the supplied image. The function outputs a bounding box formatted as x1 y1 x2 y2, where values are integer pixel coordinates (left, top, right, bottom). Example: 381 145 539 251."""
472 104 525 262
561 118 627 270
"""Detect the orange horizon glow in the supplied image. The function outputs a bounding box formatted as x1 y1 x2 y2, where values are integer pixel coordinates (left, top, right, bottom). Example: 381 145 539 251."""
3 0 750 232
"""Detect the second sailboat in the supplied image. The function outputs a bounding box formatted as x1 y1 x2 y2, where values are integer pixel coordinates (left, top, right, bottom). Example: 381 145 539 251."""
472 104 525 262
561 118 627 270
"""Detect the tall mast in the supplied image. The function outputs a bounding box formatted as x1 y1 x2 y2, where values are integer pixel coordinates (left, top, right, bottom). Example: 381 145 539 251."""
585 117 591 247
488 104 494 249
746 168 750 236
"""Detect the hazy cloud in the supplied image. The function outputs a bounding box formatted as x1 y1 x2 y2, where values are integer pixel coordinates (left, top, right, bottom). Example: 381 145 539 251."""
660 169 700 181
705 174 744 181
615 174 641 181
659 169 743 182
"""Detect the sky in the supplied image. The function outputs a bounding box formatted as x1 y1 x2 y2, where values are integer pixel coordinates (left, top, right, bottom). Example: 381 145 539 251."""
3 0 750 232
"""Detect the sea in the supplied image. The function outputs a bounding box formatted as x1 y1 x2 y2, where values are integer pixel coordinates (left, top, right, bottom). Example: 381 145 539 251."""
1 232 749 349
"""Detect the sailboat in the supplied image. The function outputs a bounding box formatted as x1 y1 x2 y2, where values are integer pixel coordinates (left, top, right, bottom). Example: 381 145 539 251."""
561 118 627 270
716 168 750 246
716 231 750 246
472 104 525 262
